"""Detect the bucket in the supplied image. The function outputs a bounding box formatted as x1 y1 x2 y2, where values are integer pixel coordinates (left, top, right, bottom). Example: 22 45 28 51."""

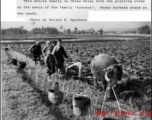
48 89 63 104
19 62 26 69
11 59 17 65
73 96 91 116
4 47 9 51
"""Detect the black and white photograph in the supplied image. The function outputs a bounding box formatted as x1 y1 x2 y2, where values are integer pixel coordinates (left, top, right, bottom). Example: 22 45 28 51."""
1 21 151 120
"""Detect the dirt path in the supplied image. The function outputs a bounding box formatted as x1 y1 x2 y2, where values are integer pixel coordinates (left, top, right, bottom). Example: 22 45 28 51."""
1 50 70 120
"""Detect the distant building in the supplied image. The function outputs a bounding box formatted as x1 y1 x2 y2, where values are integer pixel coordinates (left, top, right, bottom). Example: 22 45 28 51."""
126 30 138 34
32 30 47 34
103 31 117 34
28 31 33 34
74 30 81 34
81 29 94 34
5 30 13 34
95 31 100 34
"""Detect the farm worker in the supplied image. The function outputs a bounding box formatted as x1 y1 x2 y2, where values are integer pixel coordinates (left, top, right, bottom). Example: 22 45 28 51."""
90 54 123 98
65 62 82 77
44 48 56 76
52 39 69 74
50 40 57 52
30 41 42 65
43 41 57 56
43 41 51 56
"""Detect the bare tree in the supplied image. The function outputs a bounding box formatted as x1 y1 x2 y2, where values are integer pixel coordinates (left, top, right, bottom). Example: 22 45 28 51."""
60 26 63 30
20 26 24 30
98 28 103 35
67 28 71 34
75 27 78 33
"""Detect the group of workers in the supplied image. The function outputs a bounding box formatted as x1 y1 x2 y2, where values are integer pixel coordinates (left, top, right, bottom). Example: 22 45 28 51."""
30 39 69 75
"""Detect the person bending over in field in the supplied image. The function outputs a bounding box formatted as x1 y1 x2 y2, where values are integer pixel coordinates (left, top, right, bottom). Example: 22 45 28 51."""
52 39 69 74
44 49 56 76
65 61 82 77
64 54 93 79
30 41 42 65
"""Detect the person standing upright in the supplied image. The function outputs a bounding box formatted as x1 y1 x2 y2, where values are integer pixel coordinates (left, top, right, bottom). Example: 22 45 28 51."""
52 39 68 74
50 40 57 52
43 40 57 56
30 41 42 65
43 41 51 56
45 49 56 76
44 41 57 75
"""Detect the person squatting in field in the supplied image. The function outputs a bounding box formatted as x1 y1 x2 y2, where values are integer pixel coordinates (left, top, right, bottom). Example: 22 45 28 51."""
30 41 42 65
52 39 69 74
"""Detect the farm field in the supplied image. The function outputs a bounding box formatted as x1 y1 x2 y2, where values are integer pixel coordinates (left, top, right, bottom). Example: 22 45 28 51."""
1 33 150 41
1 39 152 120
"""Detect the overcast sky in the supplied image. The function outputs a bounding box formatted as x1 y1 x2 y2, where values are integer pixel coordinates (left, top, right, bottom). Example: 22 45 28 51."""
1 22 151 31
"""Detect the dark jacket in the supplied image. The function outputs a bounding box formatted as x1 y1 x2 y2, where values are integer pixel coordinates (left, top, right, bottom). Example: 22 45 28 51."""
53 46 68 64
45 53 55 74
31 44 42 56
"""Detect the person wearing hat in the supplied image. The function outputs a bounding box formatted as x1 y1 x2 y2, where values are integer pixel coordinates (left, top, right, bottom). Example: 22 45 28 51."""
30 41 42 65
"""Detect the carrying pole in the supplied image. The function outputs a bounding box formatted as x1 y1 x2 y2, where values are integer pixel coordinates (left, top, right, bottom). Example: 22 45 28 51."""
100 89 108 120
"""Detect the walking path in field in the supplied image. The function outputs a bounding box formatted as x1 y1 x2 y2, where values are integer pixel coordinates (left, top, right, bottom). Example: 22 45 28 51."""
1 50 71 120
2 49 36 68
